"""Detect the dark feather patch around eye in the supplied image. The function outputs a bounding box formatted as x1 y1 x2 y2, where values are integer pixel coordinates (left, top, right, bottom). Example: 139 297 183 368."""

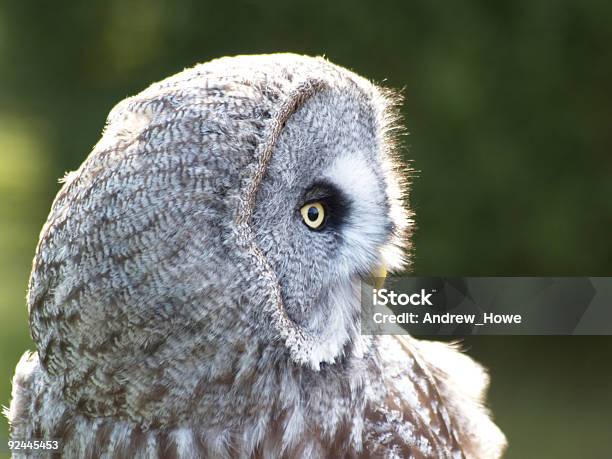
300 181 351 231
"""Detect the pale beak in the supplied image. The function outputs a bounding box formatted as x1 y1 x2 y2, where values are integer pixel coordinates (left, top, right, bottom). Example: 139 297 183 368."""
367 263 387 289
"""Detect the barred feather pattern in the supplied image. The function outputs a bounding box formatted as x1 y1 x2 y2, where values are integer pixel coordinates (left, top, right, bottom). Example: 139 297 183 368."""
6 54 506 458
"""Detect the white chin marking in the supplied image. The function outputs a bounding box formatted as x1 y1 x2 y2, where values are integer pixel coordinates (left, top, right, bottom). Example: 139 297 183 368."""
292 279 369 371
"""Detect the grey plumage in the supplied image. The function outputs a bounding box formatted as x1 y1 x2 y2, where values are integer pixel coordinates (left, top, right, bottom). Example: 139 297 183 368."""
6 54 506 458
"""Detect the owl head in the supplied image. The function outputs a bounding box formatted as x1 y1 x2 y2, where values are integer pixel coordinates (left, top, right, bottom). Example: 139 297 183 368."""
28 54 411 426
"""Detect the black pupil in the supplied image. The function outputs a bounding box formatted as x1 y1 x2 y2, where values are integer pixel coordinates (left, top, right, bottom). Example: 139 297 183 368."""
307 206 319 222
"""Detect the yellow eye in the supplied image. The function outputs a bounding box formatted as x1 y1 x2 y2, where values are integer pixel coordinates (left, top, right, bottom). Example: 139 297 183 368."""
300 201 325 230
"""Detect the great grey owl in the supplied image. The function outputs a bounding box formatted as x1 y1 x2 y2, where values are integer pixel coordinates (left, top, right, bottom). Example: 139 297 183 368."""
6 54 506 458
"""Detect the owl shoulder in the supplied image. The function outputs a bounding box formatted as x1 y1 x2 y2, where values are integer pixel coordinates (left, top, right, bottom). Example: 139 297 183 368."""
376 335 507 458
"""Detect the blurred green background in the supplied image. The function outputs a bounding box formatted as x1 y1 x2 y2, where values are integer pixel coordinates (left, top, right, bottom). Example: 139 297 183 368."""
1 1 610 457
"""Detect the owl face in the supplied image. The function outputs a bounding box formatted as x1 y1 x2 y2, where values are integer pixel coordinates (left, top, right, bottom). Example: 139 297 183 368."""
252 87 409 364
27 55 411 424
